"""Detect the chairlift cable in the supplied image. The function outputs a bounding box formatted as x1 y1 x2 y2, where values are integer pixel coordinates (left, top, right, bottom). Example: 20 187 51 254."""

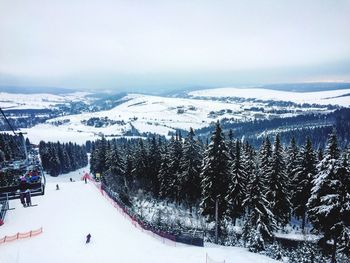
0 107 17 136
0 107 26 156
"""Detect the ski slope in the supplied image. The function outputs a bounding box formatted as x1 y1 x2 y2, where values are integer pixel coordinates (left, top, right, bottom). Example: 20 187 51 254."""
0 167 277 263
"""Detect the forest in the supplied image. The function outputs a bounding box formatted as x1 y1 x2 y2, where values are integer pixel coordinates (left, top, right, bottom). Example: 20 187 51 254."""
39 141 88 176
196 108 350 148
0 132 28 162
90 123 350 263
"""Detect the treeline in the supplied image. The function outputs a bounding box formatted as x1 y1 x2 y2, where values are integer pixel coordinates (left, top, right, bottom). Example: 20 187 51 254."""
0 133 28 162
90 123 350 262
196 108 350 148
39 141 88 176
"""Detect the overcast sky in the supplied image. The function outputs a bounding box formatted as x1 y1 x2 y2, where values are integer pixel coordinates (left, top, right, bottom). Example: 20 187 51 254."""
0 0 350 92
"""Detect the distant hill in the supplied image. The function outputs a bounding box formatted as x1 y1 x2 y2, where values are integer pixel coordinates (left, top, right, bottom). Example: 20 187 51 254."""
261 82 350 92
0 86 78 94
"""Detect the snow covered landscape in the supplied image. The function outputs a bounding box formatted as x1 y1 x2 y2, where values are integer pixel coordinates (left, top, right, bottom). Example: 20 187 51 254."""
188 87 350 107
0 92 91 110
2 86 349 144
0 167 277 263
1 1 350 262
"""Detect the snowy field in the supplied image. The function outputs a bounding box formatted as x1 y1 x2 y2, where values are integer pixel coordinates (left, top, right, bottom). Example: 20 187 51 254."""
2 87 349 144
0 92 91 110
188 87 350 107
0 167 277 263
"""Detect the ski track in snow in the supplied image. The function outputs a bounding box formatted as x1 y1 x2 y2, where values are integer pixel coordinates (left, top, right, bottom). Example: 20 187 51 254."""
0 167 277 263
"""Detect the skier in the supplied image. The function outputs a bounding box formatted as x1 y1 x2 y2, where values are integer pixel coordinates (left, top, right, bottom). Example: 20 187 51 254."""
84 177 87 184
56 184 60 190
70 178 73 182
86 233 91 244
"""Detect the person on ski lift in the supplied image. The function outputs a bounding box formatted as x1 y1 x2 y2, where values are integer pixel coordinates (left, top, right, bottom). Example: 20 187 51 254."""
19 177 28 207
86 233 91 243
20 191 26 207
25 189 31 206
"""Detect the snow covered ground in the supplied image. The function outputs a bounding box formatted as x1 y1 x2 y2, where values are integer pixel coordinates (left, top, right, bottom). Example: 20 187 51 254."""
188 87 350 107
0 167 277 263
2 87 348 144
0 92 91 110
15 90 337 144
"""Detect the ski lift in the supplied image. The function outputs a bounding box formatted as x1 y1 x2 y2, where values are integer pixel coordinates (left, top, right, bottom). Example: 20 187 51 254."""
0 107 46 202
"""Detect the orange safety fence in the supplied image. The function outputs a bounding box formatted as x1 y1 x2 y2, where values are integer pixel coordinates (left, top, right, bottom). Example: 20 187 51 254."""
0 227 43 244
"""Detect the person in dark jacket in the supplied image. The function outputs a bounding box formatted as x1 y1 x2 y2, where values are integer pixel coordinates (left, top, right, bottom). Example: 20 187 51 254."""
86 233 91 243
20 192 26 207
19 177 28 207
19 177 27 191
25 189 31 206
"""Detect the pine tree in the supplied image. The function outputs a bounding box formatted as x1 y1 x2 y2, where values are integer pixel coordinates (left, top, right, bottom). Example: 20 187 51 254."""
132 139 149 189
286 136 299 190
105 143 125 187
94 137 107 175
226 129 235 161
265 134 291 226
317 147 324 162
200 122 231 232
242 164 277 251
167 133 183 202
242 141 256 189
308 130 343 263
179 128 202 206
226 140 247 225
335 151 350 254
158 143 171 199
124 149 134 190
148 136 161 195
293 137 317 231
48 143 60 176
259 136 272 182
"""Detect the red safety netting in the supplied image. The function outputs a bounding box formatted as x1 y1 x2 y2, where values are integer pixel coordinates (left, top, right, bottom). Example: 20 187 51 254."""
0 227 43 244
87 176 177 246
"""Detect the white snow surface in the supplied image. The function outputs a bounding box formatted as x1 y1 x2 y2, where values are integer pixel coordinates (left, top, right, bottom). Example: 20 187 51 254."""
0 167 277 263
0 92 91 110
50 93 242 130
17 93 247 143
4 87 348 144
21 124 99 145
189 87 350 106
